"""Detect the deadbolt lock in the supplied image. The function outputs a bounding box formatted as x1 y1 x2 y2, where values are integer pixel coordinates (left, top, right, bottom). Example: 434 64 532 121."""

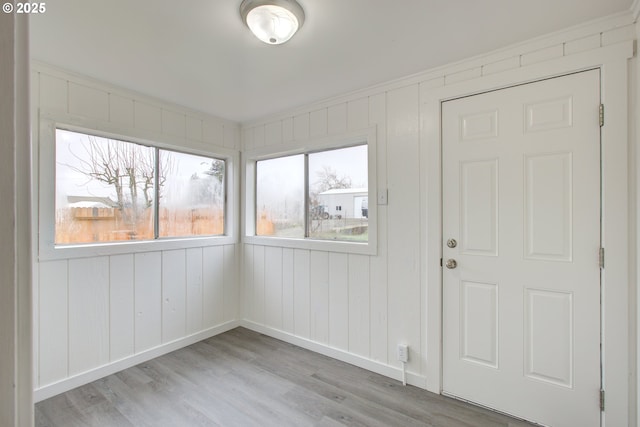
447 238 457 248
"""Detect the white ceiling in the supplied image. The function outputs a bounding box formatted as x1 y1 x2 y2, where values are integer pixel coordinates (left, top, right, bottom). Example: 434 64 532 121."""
30 0 633 123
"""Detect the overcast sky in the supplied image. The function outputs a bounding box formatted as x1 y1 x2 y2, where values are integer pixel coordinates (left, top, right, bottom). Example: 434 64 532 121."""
56 128 218 209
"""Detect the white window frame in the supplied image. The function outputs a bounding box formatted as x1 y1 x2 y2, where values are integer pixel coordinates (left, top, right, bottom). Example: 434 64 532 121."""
243 128 377 255
38 113 239 261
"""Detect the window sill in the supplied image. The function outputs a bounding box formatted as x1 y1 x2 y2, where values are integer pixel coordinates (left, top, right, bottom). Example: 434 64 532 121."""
242 235 376 256
38 235 238 261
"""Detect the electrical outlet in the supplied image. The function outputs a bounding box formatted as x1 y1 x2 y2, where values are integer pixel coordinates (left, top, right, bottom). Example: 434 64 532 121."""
397 344 409 363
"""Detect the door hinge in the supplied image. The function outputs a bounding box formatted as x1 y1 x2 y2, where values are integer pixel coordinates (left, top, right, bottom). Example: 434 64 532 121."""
599 104 604 127
440 258 443 267
600 389 605 411
599 247 605 269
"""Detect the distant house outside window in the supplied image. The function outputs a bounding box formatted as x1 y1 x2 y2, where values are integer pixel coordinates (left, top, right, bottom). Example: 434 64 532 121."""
255 144 368 242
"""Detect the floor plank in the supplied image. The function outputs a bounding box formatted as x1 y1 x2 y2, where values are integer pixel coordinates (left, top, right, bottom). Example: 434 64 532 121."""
36 327 535 427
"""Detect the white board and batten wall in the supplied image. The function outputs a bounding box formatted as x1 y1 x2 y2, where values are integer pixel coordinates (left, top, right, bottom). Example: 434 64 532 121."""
32 62 242 401
31 8 640 426
240 11 638 426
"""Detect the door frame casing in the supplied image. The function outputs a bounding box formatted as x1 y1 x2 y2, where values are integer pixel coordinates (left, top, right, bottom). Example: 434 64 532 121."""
421 41 633 426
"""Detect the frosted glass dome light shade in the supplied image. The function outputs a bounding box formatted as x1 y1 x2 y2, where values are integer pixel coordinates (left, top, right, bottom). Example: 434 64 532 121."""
240 0 305 45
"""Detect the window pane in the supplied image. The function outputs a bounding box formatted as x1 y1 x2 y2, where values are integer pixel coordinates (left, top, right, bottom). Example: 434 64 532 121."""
308 145 368 241
55 129 155 244
256 154 304 238
159 151 225 238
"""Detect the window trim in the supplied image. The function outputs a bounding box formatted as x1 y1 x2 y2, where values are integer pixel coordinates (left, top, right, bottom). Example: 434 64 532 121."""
38 114 239 261
243 128 377 255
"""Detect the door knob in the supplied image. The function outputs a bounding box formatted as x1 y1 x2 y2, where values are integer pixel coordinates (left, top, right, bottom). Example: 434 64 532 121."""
445 259 457 269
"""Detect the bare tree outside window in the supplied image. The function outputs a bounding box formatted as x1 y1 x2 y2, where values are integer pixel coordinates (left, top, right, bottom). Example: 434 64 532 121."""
55 129 225 244
308 145 368 241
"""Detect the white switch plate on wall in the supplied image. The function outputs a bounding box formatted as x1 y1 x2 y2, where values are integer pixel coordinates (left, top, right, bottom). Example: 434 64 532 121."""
377 188 388 205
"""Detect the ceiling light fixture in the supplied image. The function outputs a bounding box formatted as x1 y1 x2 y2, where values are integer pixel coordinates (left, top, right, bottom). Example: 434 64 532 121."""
239 0 305 45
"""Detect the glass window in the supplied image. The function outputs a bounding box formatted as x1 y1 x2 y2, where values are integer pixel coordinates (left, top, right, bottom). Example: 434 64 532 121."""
54 128 225 245
159 151 226 238
255 144 368 242
308 145 368 241
256 154 304 238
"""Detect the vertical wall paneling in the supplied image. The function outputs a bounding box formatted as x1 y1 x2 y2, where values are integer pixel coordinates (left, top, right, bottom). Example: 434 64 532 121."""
293 249 311 338
309 251 330 344
520 45 564 66
482 57 521 76
68 257 109 376
328 103 347 134
418 77 444 377
242 127 254 151
310 108 328 138
224 124 239 149
282 117 294 143
368 92 389 363
68 83 109 121
203 246 224 328
265 122 283 146
134 101 162 133
348 98 370 131
223 245 239 321
369 205 389 363
370 93 388 202
134 252 162 353
34 65 242 398
204 120 224 146
161 250 187 343
186 117 203 142
253 245 266 324
161 109 186 138
33 17 636 404
39 74 67 112
264 247 284 329
329 253 349 350
348 254 371 357
30 70 39 136
243 244 255 321
386 85 422 372
38 260 68 386
294 113 310 141
109 254 135 362
253 125 266 149
109 94 134 128
563 35 600 56
281 248 295 333
601 23 635 45
445 67 482 85
186 248 204 335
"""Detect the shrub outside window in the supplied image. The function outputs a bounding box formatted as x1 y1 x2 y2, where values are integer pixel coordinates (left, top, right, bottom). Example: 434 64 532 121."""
55 128 225 245
255 144 368 242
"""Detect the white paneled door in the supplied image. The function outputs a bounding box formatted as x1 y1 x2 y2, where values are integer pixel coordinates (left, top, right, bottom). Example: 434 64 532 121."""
442 70 601 427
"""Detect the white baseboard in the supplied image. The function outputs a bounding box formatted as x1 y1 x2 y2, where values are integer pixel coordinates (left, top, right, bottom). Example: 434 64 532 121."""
34 320 240 402
241 320 428 390
35 319 429 402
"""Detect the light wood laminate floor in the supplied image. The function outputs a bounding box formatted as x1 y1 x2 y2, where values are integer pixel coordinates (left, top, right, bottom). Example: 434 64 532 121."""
35 327 535 427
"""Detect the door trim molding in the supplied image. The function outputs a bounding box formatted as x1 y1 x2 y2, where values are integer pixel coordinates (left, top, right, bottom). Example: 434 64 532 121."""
421 41 633 426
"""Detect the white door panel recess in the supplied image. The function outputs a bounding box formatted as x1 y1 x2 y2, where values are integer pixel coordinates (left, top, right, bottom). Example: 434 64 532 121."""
442 70 601 427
